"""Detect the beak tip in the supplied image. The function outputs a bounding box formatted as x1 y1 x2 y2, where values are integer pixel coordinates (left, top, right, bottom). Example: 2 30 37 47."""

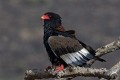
41 16 44 20
41 15 50 20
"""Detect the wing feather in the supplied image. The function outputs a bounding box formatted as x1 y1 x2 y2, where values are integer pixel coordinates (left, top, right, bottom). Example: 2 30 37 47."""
48 36 82 54
48 36 94 66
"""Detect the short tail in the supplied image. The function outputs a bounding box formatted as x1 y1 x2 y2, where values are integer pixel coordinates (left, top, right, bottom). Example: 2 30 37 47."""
95 56 106 62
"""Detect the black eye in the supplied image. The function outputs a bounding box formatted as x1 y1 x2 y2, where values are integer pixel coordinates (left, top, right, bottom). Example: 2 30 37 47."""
49 15 52 18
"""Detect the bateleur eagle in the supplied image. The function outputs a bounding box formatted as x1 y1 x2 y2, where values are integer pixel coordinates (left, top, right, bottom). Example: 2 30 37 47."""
41 12 105 69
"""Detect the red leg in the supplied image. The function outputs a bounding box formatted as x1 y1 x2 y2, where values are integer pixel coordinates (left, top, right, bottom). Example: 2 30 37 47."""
56 64 64 72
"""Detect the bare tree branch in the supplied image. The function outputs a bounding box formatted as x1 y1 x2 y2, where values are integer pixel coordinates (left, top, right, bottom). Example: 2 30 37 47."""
25 67 110 80
107 61 120 79
24 37 120 80
87 37 120 66
24 66 119 80
100 60 120 80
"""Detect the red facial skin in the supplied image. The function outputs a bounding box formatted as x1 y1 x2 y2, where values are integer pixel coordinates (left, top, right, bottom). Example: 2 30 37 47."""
41 15 50 20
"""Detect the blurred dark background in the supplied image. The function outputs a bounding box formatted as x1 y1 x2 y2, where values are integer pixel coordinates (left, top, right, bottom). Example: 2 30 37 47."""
0 0 120 80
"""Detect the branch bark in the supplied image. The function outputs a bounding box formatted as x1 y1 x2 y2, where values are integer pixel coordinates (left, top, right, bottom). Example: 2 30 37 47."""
107 61 120 79
25 67 109 80
100 60 120 80
24 37 120 80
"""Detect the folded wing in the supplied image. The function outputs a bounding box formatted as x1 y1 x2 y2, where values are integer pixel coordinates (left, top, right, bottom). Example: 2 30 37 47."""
48 36 94 66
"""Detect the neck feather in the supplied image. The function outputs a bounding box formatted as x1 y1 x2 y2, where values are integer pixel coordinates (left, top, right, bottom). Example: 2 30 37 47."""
44 19 62 33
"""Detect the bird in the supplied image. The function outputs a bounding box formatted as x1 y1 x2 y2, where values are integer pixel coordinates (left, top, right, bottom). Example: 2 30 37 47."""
41 12 105 72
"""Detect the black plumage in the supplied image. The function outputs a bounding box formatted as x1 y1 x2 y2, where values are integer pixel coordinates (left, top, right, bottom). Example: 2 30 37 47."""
41 12 105 67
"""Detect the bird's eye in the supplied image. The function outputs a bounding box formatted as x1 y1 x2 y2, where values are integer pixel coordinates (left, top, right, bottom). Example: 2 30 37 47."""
48 15 52 18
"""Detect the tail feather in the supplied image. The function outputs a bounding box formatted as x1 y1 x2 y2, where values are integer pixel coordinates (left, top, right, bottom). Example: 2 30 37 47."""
95 56 106 62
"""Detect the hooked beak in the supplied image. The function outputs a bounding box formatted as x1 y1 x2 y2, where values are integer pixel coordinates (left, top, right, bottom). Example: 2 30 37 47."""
41 15 50 20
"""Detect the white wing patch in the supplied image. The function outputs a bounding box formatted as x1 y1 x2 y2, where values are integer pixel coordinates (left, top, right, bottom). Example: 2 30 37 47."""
67 54 77 62
60 48 94 66
60 54 72 64
76 52 88 62
80 48 94 59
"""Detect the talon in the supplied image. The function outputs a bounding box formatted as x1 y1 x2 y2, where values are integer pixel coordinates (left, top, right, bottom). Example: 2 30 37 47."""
45 66 52 71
